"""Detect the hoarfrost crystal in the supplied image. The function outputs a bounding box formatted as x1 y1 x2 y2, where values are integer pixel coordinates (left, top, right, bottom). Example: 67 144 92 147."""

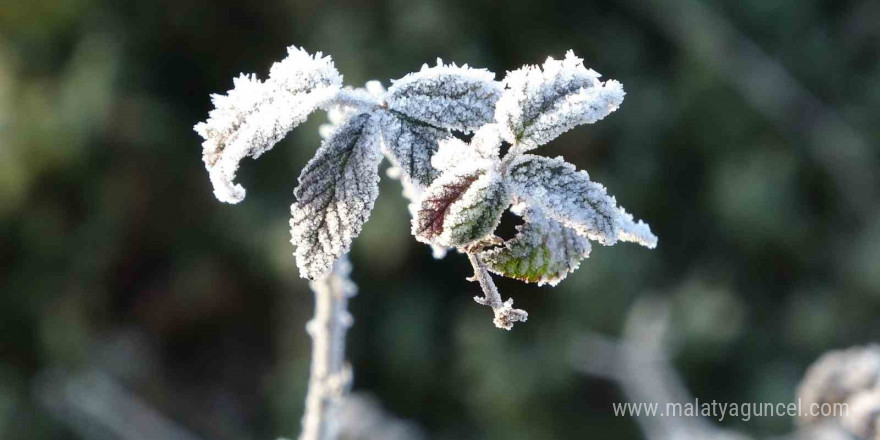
482 204 592 286
197 46 657 330
195 47 342 203
495 51 624 150
386 60 502 132
506 154 657 248
290 113 383 280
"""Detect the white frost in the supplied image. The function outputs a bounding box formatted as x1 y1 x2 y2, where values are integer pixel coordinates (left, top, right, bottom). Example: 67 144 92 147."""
386 59 502 132
481 204 592 286
412 162 510 248
495 50 624 150
506 154 657 248
195 47 342 203
378 111 448 187
290 113 383 280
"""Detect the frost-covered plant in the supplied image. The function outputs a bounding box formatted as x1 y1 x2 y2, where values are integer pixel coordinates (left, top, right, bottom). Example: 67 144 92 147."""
412 52 657 329
196 46 656 330
196 45 656 440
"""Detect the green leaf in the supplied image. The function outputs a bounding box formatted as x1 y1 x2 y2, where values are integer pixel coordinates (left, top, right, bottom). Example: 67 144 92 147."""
413 165 510 247
481 206 591 286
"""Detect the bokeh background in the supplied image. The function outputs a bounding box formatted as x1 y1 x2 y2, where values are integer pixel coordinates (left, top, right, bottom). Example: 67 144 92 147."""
1 0 878 439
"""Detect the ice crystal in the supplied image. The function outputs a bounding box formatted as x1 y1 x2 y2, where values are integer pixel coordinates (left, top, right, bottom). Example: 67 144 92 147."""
378 111 446 187
290 113 383 280
197 46 657 328
408 51 656 328
385 60 502 132
195 47 342 203
507 154 657 248
481 204 591 286
495 51 624 150
412 163 509 247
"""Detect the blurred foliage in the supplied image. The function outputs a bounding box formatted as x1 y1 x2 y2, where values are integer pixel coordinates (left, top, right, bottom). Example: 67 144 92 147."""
0 0 878 439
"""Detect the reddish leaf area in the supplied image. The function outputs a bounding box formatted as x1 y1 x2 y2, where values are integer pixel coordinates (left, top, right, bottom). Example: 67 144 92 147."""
416 173 481 241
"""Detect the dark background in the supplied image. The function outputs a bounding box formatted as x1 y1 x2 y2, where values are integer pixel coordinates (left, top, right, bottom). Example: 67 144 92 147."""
1 0 878 439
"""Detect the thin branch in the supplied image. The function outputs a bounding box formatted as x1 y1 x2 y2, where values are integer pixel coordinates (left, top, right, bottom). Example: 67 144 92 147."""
328 88 382 112
299 255 357 440
569 296 854 440
571 296 728 440
467 252 527 330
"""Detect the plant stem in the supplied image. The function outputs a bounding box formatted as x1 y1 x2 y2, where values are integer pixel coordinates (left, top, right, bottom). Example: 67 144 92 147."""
329 89 381 111
467 253 528 330
298 255 357 440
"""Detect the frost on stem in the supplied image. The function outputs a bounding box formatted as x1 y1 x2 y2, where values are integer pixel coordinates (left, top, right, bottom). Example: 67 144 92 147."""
195 47 342 203
300 256 358 440
468 253 528 330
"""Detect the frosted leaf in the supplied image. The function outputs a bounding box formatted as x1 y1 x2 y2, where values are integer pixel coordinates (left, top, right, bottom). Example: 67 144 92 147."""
290 113 383 280
195 47 342 203
495 50 624 150
378 111 448 187
616 206 659 248
481 205 591 286
386 60 502 132
441 170 510 247
507 154 657 247
413 164 510 247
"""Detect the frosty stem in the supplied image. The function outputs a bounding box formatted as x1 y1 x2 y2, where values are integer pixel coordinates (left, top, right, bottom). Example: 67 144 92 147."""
328 88 381 111
468 253 528 330
299 256 357 440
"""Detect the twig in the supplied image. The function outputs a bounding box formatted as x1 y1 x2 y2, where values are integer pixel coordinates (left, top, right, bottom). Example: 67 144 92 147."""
570 296 859 440
467 252 527 330
571 296 747 440
299 255 357 440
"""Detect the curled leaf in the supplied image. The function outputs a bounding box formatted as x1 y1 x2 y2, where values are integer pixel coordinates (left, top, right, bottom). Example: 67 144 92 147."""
507 154 657 248
195 47 343 203
495 51 624 150
386 60 502 132
290 113 383 280
413 164 510 247
481 205 591 286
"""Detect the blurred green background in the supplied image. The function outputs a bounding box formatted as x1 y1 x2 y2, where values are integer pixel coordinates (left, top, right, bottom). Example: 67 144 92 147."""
1 0 878 439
